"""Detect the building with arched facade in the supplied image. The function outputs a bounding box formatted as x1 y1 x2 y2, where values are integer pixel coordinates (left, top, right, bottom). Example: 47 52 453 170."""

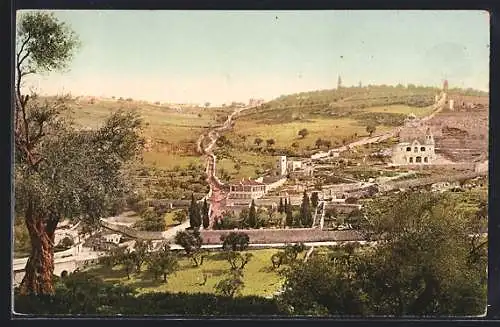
228 178 267 200
391 128 436 165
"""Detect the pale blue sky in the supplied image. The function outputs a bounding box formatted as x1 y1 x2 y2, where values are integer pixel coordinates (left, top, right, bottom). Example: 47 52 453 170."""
20 10 489 105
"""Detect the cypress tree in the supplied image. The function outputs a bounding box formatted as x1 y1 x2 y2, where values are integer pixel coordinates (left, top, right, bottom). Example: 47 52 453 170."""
202 198 209 229
311 192 319 209
248 200 257 228
300 191 312 227
286 199 293 227
189 194 201 228
278 198 284 214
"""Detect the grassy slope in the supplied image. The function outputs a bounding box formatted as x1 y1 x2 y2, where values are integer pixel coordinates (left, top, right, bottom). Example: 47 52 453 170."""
64 98 231 169
215 86 443 181
89 249 285 297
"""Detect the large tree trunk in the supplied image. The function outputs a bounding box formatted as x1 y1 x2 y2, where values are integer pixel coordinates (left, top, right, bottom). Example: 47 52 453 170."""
19 207 57 296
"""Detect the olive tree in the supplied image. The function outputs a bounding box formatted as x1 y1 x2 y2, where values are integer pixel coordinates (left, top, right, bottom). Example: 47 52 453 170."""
15 12 143 295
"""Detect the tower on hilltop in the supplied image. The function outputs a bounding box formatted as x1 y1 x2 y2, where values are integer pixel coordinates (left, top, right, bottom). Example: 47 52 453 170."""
337 75 342 89
443 79 449 92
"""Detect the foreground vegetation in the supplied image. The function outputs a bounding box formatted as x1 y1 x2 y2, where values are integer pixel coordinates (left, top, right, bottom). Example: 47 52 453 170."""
15 190 487 316
89 248 284 297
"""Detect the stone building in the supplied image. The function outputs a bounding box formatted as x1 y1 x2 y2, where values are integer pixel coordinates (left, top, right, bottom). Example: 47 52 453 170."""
276 155 287 176
391 128 436 165
228 178 267 200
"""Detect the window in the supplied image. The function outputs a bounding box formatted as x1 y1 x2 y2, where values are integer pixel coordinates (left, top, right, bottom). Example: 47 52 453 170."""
416 156 422 163
424 157 428 163
406 147 411 152
421 147 426 151
409 157 413 163
414 147 418 153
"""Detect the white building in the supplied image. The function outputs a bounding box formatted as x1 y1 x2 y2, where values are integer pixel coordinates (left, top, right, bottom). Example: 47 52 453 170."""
287 160 303 172
276 156 287 176
391 128 436 165
103 233 122 244
228 178 267 200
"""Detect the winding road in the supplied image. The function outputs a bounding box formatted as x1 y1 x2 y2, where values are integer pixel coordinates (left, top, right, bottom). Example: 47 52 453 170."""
310 92 448 161
200 106 254 227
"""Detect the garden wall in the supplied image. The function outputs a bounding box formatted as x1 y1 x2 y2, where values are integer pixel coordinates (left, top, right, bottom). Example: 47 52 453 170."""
200 228 364 244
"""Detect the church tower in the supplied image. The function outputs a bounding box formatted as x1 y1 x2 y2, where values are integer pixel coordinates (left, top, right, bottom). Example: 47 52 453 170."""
425 127 435 145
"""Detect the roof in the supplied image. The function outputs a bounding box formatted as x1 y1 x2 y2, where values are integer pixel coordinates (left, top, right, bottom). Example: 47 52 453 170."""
233 178 265 186
262 176 282 183
399 126 433 145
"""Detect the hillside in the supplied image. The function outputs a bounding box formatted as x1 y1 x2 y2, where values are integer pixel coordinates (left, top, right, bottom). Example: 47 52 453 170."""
51 96 233 169
239 85 441 123
216 85 488 182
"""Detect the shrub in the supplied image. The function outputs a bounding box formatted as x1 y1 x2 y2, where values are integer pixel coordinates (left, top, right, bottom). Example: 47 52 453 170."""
221 232 250 251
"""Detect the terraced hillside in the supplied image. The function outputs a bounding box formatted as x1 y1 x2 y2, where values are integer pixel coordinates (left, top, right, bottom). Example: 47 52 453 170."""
218 85 445 181
397 92 489 163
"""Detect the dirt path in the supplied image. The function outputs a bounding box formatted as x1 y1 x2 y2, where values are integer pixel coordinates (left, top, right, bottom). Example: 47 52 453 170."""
201 106 254 227
311 92 448 161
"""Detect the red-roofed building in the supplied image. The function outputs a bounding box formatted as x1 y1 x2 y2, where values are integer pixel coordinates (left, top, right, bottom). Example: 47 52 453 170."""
228 178 266 200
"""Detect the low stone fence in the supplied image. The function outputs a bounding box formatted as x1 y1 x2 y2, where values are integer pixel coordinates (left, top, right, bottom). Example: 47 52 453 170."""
200 228 364 245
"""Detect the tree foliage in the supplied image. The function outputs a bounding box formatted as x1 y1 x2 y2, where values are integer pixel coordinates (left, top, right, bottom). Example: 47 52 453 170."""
221 232 250 251
15 12 144 295
189 194 202 228
300 191 313 227
173 209 188 225
135 207 165 232
174 230 202 256
214 269 245 298
310 192 319 209
280 192 488 316
285 200 293 227
248 200 257 228
298 128 309 138
366 124 376 136
202 199 210 228
146 243 179 283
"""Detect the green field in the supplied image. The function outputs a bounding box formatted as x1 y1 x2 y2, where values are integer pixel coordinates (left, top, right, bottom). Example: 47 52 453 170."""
142 153 203 170
361 104 435 117
63 98 231 169
87 249 285 297
216 150 277 181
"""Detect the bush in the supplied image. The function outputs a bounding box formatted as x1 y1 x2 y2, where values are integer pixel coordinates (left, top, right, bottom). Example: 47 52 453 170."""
221 232 250 251
14 273 283 315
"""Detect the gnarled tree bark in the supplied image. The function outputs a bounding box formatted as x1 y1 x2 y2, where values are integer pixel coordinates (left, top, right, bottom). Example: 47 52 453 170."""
19 204 58 295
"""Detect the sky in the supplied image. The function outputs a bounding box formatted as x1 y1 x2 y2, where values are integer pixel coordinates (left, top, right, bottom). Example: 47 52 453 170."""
18 10 490 106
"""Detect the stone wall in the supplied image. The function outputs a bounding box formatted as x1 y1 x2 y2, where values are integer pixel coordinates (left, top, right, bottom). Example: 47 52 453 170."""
200 228 364 244
100 220 164 240
378 171 485 192
397 109 488 162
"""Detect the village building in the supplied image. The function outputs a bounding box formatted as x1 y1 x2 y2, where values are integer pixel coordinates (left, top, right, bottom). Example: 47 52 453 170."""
276 155 288 176
249 98 265 107
103 233 122 244
391 127 436 165
287 159 303 172
228 178 267 200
